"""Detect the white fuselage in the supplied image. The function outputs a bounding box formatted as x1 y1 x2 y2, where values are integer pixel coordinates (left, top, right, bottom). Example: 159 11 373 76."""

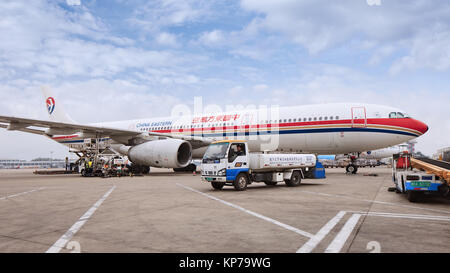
52 103 428 158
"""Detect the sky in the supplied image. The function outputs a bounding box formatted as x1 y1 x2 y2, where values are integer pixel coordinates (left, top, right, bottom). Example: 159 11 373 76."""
0 0 449 160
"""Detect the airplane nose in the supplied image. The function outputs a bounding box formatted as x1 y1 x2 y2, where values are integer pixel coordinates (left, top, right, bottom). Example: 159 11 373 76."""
414 119 429 135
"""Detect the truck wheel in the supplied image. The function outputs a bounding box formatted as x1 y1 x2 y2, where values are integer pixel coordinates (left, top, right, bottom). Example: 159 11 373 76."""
211 182 224 190
407 191 422 202
285 171 301 187
264 181 278 186
234 173 248 191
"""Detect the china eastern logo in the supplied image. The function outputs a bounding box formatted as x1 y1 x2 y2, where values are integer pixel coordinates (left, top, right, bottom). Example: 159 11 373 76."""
46 97 55 115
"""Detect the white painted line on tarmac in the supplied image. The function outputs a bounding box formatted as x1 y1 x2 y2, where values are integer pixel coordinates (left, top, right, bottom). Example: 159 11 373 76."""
296 211 346 253
298 190 450 215
325 213 361 253
46 185 116 253
0 187 46 201
348 211 450 222
176 183 314 238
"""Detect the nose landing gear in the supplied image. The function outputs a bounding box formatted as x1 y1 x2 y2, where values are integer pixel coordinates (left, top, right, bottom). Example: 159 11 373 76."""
346 164 358 174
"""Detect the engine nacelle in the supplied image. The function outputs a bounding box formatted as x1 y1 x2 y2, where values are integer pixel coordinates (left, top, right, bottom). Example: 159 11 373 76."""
45 128 78 135
128 139 192 168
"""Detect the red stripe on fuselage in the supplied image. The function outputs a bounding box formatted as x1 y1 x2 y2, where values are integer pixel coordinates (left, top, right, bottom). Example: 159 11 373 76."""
367 118 428 134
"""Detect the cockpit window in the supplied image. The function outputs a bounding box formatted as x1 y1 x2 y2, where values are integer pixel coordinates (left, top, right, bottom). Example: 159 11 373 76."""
389 112 409 118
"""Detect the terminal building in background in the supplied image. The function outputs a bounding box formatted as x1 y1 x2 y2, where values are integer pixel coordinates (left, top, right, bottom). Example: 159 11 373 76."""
433 147 450 162
0 159 68 169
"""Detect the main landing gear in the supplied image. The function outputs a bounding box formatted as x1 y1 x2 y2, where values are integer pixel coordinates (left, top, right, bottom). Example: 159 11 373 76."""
346 164 358 174
346 154 359 174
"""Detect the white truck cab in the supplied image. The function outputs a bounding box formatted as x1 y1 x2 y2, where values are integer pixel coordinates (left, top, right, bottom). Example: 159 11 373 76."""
201 140 316 191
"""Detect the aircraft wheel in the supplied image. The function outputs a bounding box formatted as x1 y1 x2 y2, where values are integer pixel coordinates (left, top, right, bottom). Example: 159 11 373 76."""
346 164 358 174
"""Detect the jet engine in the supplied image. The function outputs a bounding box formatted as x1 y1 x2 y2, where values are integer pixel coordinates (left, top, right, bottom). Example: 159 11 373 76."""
127 139 192 168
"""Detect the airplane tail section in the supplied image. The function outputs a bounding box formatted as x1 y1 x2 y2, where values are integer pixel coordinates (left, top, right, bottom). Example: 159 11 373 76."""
41 86 77 124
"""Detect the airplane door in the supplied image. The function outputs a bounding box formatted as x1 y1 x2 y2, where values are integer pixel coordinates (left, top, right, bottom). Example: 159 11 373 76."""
239 112 254 137
351 107 367 127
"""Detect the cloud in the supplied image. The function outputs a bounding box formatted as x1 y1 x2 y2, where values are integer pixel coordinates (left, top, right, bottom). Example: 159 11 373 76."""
227 86 244 96
368 45 395 66
128 0 215 32
0 1 205 83
28 39 179 79
252 84 268 91
66 0 81 6
198 30 224 46
52 79 184 122
155 32 179 47
390 29 450 74
240 0 450 70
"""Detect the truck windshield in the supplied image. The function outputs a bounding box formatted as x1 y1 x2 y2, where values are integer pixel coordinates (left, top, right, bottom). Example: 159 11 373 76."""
203 142 229 160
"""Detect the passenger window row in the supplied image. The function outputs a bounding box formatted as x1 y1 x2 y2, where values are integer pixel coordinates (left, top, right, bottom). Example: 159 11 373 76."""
140 116 341 131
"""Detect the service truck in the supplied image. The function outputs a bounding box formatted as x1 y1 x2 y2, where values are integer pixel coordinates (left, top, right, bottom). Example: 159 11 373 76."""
391 153 449 202
201 140 316 191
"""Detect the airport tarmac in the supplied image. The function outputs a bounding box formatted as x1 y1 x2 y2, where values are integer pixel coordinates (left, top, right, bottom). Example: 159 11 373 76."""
0 167 449 253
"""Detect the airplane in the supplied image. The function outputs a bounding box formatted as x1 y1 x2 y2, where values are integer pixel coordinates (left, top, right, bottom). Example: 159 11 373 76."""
334 144 409 173
0 87 429 174
359 144 409 160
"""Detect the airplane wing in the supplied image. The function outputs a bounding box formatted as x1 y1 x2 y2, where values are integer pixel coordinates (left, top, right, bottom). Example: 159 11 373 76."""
0 115 213 148
0 123 46 135
0 115 136 136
